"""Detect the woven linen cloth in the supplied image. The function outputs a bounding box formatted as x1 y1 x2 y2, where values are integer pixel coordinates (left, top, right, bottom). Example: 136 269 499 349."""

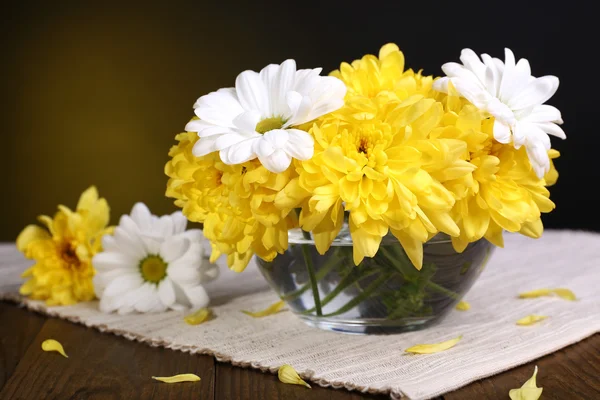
1 230 599 400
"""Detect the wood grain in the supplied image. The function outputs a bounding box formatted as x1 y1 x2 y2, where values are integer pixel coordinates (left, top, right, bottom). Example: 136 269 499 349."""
445 333 600 400
0 314 215 400
215 362 389 400
0 302 46 390
0 302 598 400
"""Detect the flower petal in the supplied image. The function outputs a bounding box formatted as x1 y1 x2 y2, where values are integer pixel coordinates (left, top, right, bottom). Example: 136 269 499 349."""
283 129 314 161
222 138 258 165
158 279 176 307
232 110 262 132
242 300 285 317
518 288 552 298
493 119 512 144
516 315 548 326
152 374 201 383
194 87 242 127
236 70 269 113
16 225 50 253
508 76 559 110
509 366 543 400
160 236 190 263
551 288 577 301
455 300 470 311
405 335 462 354
258 149 292 173
183 285 210 309
278 365 311 389
42 339 68 358
184 308 213 325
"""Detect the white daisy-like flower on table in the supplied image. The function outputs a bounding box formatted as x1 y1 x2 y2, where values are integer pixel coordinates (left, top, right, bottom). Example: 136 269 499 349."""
433 48 566 178
92 203 218 314
186 59 347 173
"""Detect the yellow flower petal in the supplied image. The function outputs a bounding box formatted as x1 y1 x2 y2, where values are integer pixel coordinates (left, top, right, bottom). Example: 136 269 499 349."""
551 288 577 301
41 339 68 358
518 288 577 301
152 374 201 383
455 300 470 311
242 300 285 318
278 365 311 389
509 366 543 400
518 288 552 298
184 308 213 325
516 315 548 326
405 335 463 354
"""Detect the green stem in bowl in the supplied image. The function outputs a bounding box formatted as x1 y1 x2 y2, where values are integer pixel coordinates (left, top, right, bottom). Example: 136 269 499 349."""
321 272 393 317
379 245 460 300
300 268 380 315
301 244 323 316
282 249 343 302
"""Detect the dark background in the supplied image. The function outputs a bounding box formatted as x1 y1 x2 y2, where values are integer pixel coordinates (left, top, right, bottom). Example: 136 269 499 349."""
1 1 592 240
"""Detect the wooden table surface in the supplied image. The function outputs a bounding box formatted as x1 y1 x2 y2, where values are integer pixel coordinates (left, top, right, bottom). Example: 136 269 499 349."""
0 301 598 400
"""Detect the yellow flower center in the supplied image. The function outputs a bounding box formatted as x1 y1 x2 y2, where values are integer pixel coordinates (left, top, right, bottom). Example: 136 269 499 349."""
255 117 285 134
61 242 80 266
139 255 168 283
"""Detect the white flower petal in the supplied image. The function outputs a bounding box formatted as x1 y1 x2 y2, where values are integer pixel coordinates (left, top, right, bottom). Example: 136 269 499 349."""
113 227 147 259
232 111 262 132
508 76 559 110
526 142 550 178
130 203 153 232
179 229 204 243
304 77 346 121
512 121 527 149
258 149 292 173
460 48 487 82
184 119 214 133
432 77 450 93
222 138 258 164
133 283 167 313
493 119 512 144
103 274 144 299
168 260 201 286
284 129 314 160
158 279 176 307
92 251 137 271
536 122 566 139
236 70 269 113
192 136 220 157
172 282 192 308
160 236 191 263
498 48 517 102
183 285 210 309
268 59 297 116
171 212 188 235
194 88 243 127
522 105 562 123
452 78 490 109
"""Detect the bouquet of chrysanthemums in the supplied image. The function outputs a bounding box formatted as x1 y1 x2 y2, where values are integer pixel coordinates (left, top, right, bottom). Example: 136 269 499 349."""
165 43 563 272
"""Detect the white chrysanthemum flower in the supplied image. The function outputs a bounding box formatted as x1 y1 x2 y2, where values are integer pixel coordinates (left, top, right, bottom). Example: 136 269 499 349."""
433 48 566 178
92 203 218 314
186 59 346 173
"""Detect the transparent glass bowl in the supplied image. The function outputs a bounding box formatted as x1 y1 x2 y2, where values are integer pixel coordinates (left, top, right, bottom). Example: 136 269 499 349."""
256 228 494 334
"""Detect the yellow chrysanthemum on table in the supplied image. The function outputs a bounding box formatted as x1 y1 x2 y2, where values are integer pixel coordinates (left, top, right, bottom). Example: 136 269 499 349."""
277 44 475 268
16 186 112 305
165 130 298 272
435 84 559 252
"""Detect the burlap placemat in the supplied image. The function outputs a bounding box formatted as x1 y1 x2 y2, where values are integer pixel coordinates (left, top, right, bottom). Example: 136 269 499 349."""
1 230 598 400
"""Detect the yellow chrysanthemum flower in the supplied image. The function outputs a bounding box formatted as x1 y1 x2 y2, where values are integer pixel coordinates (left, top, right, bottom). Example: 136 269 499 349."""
277 44 476 268
16 186 112 305
435 84 559 252
165 129 297 272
